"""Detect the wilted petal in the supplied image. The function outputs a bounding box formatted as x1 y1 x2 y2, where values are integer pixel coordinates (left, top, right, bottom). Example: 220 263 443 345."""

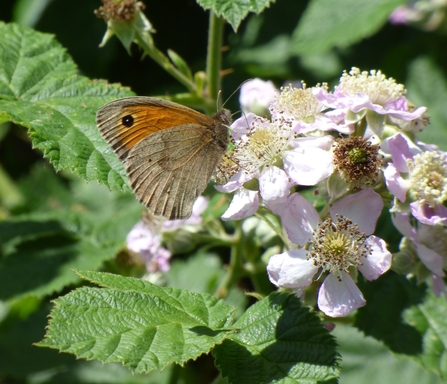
267 249 318 289
331 188 383 235
359 236 392 280
221 188 259 221
259 166 290 215
283 147 333 186
281 193 319 246
318 272 366 317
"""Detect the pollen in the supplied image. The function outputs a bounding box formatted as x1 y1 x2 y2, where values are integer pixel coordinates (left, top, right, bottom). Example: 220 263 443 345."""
408 151 447 207
339 67 406 106
221 117 292 177
308 215 371 280
333 136 382 187
272 83 327 123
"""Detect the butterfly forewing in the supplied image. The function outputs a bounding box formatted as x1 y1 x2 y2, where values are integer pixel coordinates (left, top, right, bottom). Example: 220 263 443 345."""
96 97 214 161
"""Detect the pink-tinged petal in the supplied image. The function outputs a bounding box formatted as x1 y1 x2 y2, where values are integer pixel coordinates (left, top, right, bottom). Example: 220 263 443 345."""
163 196 208 230
331 188 383 235
283 148 334 186
389 6 411 24
281 193 319 246
359 236 392 280
415 243 445 277
289 135 334 150
432 275 447 298
386 133 419 173
230 113 259 139
259 166 290 215
387 96 408 111
318 272 366 317
221 188 259 221
239 78 278 114
410 202 447 226
386 106 427 120
215 170 257 193
391 211 418 243
267 249 318 289
384 163 410 202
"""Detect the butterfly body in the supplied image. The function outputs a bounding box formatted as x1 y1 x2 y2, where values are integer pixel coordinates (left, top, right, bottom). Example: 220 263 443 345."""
96 97 231 220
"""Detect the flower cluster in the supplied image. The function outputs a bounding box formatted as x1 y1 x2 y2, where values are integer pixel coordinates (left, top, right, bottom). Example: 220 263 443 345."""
217 69 446 317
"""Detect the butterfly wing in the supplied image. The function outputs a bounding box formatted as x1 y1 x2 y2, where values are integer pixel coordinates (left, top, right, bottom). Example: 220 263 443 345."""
126 123 226 219
96 97 213 160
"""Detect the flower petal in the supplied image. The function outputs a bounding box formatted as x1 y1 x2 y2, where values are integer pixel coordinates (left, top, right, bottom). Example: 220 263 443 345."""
259 166 290 215
415 243 445 277
283 147 334 186
318 272 366 317
221 188 259 221
384 163 409 202
267 249 318 289
330 188 383 235
410 202 447 226
359 235 392 280
281 193 319 246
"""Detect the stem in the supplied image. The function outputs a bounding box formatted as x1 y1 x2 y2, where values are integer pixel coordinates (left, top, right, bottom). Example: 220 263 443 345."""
215 222 245 299
255 211 289 248
135 34 195 93
206 12 225 110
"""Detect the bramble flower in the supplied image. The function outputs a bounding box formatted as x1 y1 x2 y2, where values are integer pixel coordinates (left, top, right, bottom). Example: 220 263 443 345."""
267 188 392 317
314 67 426 136
126 220 171 274
218 113 334 220
126 197 209 272
384 133 447 225
392 211 445 295
270 83 352 135
239 78 278 115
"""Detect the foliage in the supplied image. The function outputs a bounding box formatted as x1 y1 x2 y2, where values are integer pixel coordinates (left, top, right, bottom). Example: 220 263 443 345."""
1 0 447 383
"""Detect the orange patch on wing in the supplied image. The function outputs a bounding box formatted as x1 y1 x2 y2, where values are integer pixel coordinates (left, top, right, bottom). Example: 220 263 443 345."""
116 105 213 151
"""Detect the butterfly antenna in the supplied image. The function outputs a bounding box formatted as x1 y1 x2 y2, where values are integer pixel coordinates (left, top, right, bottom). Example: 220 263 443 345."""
220 78 253 110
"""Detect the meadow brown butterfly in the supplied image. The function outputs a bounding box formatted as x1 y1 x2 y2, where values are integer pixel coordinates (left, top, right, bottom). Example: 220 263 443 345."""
96 97 231 220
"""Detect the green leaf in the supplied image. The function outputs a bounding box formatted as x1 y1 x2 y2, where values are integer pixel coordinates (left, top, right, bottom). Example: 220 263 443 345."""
0 22 134 191
196 0 276 31
355 272 447 380
291 0 405 55
166 252 248 318
213 292 340 384
406 56 447 151
38 271 236 374
0 169 142 303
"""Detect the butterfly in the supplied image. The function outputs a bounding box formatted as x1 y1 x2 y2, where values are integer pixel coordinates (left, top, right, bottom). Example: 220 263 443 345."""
96 96 231 220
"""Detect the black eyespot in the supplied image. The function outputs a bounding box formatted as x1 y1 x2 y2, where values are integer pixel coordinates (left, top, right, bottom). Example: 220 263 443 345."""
122 114 134 127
